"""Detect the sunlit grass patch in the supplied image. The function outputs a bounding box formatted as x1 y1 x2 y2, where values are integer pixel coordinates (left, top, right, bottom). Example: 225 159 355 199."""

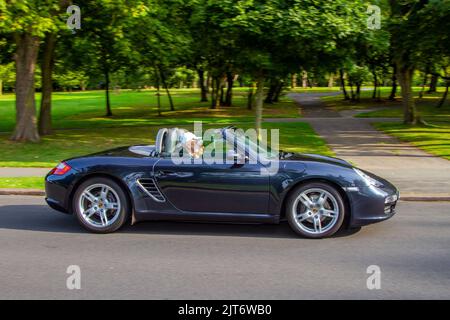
0 177 44 189
374 122 450 160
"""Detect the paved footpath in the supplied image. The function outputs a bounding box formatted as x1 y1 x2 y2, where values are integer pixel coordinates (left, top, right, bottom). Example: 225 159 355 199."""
269 92 450 197
0 167 50 177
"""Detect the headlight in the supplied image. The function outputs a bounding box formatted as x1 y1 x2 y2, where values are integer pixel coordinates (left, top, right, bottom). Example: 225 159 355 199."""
385 194 398 204
354 168 383 188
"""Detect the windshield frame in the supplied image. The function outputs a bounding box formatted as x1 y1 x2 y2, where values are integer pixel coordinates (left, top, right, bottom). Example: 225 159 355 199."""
222 128 278 163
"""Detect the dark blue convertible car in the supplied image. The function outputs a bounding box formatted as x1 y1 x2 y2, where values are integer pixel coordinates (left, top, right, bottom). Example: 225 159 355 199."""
45 127 398 238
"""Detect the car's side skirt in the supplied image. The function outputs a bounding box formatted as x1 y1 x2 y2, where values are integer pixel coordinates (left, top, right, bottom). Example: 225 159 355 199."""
134 210 278 224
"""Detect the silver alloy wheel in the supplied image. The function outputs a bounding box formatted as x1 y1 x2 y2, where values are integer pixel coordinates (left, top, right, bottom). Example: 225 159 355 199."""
78 183 121 228
292 188 339 235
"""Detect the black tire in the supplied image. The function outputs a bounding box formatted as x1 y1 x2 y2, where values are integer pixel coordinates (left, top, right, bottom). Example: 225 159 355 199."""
286 182 345 238
72 177 130 233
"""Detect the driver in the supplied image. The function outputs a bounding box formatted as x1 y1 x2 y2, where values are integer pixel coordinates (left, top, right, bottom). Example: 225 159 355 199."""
179 130 204 159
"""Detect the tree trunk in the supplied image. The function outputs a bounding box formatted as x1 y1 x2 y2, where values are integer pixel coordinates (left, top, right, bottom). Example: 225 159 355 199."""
104 68 112 116
419 71 428 99
210 78 216 109
437 81 449 108
247 82 255 110
255 76 264 135
302 71 308 88
211 77 221 109
372 68 378 100
389 64 397 101
206 73 210 93
273 81 283 102
397 64 417 124
264 79 277 104
349 80 355 101
215 77 221 109
159 68 174 111
11 33 40 142
356 83 361 102
220 84 225 106
291 73 297 89
328 73 334 88
428 74 438 94
339 69 349 100
224 72 233 106
198 69 208 102
38 33 57 135
155 69 162 116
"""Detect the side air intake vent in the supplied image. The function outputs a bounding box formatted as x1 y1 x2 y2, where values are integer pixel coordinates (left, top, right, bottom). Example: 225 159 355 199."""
137 178 165 202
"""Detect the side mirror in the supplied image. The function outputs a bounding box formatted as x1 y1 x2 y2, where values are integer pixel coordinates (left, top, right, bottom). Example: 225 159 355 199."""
226 150 248 164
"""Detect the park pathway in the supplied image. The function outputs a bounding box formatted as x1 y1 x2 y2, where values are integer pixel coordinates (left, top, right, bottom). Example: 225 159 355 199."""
0 168 50 177
268 92 450 197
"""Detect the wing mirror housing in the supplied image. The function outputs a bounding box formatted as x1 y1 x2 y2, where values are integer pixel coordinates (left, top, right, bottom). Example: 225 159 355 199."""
226 150 249 164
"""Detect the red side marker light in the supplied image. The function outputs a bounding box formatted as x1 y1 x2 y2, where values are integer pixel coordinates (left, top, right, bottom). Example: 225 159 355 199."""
50 162 72 175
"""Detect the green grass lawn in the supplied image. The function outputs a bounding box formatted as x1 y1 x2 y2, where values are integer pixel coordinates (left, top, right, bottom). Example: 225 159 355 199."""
0 88 335 171
0 177 44 189
0 88 300 132
0 121 333 189
321 86 450 122
374 122 450 160
0 121 332 168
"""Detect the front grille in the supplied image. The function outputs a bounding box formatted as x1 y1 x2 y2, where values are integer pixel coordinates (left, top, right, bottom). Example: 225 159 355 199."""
137 178 165 202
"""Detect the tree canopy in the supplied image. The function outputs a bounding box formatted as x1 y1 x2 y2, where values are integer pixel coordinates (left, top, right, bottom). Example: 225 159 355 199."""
1 0 450 141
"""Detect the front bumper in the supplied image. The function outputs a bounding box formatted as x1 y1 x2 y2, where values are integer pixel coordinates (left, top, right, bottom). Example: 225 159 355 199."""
347 185 399 227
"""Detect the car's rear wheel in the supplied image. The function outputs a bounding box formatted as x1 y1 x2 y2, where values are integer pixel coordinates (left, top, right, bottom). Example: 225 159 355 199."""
72 177 130 233
286 182 345 238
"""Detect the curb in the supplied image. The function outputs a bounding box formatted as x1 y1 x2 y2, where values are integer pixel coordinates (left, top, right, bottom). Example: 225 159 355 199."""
0 189 450 202
0 189 45 196
399 196 450 202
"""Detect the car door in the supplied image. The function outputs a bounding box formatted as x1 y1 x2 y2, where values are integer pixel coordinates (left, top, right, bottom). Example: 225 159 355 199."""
153 156 270 214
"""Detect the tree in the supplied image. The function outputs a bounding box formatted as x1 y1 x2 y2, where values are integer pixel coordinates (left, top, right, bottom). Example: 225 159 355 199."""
227 0 368 131
38 0 71 135
389 0 432 124
0 1 63 141
71 0 139 116
128 0 192 112
38 32 57 135
416 1 450 107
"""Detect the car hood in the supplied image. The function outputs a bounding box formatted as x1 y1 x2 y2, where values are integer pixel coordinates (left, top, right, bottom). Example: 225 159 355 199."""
280 152 352 167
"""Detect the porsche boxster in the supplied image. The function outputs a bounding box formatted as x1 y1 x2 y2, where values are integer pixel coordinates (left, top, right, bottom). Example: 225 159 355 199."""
45 127 398 238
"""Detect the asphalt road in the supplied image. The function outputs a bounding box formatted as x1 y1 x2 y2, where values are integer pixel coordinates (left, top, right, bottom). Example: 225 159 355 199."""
0 195 449 299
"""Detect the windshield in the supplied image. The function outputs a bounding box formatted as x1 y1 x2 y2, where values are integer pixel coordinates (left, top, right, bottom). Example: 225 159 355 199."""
226 128 279 159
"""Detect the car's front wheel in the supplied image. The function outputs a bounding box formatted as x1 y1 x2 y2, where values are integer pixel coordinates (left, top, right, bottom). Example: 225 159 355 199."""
72 177 130 233
286 182 345 238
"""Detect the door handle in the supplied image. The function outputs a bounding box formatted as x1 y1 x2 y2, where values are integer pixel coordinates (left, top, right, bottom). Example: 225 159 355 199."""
155 170 177 177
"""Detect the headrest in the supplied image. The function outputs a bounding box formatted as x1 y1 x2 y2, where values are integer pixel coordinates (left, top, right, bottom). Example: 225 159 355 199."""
156 128 202 156
164 128 182 154
155 128 168 154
